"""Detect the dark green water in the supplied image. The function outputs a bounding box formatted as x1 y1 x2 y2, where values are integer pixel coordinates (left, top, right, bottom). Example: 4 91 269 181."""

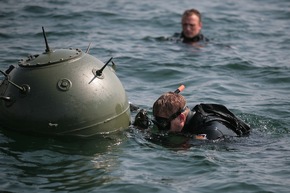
0 0 290 192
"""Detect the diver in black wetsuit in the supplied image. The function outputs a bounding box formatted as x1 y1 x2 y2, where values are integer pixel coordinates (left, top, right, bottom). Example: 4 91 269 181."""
134 91 250 140
173 8 208 44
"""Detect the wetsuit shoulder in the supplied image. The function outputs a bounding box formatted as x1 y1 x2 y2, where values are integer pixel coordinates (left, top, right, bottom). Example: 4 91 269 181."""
193 103 251 136
182 103 251 140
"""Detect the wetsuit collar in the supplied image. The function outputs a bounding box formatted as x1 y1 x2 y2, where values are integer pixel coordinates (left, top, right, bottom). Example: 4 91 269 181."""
182 110 195 132
180 32 204 43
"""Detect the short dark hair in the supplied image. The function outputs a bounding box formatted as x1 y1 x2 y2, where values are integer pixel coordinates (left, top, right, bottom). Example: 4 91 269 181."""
182 9 202 23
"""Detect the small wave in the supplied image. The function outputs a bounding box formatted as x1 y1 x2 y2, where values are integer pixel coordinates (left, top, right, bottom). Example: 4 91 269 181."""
23 5 51 14
0 32 12 39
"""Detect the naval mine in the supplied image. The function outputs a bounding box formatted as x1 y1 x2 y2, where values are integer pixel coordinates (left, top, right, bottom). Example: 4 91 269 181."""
0 27 131 137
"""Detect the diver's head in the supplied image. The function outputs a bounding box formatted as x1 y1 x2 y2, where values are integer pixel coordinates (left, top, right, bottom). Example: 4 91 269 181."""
181 9 202 39
153 92 187 132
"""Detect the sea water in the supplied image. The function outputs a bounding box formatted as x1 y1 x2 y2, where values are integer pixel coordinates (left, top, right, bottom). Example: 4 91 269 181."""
0 0 290 192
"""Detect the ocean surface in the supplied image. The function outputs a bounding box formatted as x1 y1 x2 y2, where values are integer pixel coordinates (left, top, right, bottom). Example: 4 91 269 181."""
0 0 290 192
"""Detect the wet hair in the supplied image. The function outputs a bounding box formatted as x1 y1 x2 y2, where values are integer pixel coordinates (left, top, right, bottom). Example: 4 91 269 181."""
153 92 186 118
182 8 202 23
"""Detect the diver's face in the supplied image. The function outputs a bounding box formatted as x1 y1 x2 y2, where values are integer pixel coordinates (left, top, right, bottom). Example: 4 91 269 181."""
182 14 202 38
168 116 183 133
153 114 182 132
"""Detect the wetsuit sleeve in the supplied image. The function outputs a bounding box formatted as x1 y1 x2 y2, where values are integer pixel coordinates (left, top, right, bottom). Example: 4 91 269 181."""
199 121 238 140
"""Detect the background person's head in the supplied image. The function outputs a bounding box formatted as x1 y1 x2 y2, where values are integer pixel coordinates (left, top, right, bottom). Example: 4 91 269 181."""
181 9 202 38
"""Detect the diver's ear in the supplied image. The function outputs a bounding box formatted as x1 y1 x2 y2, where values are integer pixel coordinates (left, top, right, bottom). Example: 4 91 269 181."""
179 113 186 123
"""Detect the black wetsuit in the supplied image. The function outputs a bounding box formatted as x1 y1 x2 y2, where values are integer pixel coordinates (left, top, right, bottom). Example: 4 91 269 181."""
180 32 208 43
170 32 208 43
182 103 251 140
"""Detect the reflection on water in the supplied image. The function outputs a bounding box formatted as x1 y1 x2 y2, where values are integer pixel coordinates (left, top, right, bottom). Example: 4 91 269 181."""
0 129 126 192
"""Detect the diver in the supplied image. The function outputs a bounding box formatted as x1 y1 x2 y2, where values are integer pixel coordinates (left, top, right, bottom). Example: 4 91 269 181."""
134 85 251 140
172 8 208 44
